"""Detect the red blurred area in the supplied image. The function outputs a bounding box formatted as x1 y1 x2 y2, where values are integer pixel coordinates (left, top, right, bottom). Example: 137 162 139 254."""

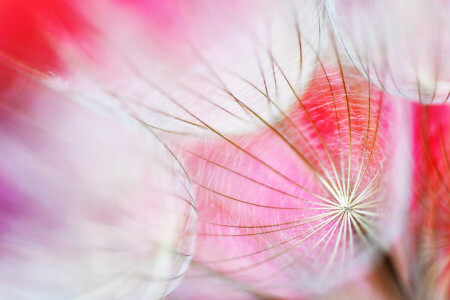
0 0 87 90
412 104 450 298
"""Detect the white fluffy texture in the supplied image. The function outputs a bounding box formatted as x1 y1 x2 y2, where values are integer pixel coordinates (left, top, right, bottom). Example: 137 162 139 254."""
0 86 196 299
326 0 450 103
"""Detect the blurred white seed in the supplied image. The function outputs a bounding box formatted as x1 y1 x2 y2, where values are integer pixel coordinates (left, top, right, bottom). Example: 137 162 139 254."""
0 81 197 299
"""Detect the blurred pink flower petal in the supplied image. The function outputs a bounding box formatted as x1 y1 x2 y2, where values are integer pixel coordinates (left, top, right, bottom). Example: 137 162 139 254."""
410 103 450 299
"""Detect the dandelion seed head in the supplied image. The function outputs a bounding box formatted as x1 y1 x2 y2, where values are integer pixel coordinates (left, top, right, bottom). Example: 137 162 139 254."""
176 63 411 296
